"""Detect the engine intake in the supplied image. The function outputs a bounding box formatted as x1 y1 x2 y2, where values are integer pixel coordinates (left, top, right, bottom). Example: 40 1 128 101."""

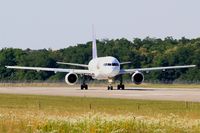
132 71 144 85
65 73 78 85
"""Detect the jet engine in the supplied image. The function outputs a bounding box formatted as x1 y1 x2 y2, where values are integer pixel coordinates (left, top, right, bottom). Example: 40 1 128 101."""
131 71 144 85
65 73 78 85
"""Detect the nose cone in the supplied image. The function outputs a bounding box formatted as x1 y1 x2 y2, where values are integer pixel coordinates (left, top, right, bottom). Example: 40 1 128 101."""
98 56 121 78
109 58 120 77
107 67 120 77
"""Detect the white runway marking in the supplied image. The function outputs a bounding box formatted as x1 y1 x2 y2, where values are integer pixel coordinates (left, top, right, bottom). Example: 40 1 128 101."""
0 87 199 102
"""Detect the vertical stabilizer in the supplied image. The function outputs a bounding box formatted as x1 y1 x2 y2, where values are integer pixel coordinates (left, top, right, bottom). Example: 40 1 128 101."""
92 26 97 59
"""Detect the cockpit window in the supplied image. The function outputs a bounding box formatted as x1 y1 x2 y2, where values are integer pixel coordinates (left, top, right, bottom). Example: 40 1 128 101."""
112 63 119 66
104 63 119 66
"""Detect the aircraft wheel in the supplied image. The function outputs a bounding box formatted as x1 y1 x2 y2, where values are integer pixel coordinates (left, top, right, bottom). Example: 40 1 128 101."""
117 84 125 90
121 84 125 90
110 86 113 90
85 85 88 90
81 84 88 90
81 85 84 90
108 86 113 90
117 85 120 90
108 86 110 90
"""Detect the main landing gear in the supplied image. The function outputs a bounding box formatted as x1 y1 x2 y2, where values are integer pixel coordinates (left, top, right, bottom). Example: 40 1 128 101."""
81 83 88 90
81 75 88 90
117 75 125 90
117 84 125 90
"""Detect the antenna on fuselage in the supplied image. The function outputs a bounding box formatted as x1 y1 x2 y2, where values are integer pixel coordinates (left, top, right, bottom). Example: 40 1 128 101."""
92 25 97 59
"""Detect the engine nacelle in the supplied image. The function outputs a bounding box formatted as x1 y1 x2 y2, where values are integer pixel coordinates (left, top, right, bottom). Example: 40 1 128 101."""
65 73 78 85
131 71 144 85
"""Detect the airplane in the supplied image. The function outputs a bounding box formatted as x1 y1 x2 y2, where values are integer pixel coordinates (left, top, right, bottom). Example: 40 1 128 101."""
6 31 196 90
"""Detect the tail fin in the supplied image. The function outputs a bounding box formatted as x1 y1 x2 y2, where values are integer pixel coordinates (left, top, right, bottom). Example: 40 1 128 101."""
92 26 97 59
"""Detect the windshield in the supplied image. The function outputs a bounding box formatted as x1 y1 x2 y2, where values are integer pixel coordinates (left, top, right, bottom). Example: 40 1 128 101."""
104 63 119 66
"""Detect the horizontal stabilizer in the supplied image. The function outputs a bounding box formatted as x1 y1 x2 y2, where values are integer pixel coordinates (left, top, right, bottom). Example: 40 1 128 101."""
57 62 88 68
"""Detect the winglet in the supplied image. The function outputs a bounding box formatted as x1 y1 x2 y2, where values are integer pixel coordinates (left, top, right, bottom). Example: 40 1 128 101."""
92 25 97 59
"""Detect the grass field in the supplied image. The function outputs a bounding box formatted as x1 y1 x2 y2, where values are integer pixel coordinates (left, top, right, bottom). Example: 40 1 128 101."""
0 94 200 132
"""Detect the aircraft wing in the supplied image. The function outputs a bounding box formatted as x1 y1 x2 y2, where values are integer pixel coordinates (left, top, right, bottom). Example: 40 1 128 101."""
120 62 132 65
5 66 92 75
57 62 88 68
119 65 196 74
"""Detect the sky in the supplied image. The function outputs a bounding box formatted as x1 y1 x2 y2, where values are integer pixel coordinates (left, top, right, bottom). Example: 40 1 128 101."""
0 0 200 50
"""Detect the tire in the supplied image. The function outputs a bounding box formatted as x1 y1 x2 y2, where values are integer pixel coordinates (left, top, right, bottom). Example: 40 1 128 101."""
81 85 84 90
110 86 113 90
85 85 88 90
81 84 88 90
122 85 125 90
117 85 120 90
108 86 110 90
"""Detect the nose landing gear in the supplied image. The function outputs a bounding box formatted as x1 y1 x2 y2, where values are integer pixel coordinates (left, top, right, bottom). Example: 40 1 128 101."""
108 85 113 90
107 76 125 90
107 78 113 90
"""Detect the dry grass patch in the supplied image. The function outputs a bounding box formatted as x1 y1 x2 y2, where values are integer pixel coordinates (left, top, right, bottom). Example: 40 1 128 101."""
0 94 199 132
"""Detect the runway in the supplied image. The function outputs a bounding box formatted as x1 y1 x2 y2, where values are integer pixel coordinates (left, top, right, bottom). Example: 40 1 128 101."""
0 87 200 102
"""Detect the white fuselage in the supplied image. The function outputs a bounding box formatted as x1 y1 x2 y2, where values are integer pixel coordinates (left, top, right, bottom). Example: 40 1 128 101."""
88 56 120 80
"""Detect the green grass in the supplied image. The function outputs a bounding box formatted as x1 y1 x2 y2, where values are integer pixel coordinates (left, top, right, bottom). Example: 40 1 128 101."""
0 94 200 132
0 94 200 117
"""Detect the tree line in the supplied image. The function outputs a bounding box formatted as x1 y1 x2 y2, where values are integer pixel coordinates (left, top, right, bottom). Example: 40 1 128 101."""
0 37 199 83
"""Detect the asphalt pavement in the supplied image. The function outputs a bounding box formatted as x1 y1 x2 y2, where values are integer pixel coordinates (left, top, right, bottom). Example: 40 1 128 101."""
0 86 200 102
